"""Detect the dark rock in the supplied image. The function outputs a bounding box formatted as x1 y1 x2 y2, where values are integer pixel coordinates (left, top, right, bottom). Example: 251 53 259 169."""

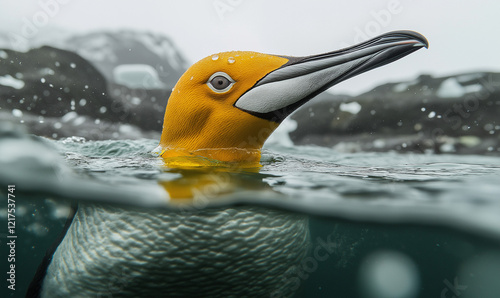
0 46 123 119
0 46 169 139
0 30 188 140
291 72 500 155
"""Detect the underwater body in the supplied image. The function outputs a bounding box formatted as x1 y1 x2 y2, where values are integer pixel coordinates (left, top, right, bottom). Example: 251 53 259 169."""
1 28 500 298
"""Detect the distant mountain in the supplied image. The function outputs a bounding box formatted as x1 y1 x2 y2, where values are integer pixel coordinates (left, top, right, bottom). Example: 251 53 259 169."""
0 29 189 90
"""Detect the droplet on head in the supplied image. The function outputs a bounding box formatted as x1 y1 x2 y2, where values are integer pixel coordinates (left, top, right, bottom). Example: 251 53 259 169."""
228 57 235 64
212 54 219 61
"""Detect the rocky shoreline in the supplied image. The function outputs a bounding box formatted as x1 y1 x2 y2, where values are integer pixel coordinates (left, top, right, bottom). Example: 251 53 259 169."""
290 73 500 155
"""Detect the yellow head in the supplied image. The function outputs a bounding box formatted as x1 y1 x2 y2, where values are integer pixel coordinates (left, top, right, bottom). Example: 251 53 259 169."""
157 31 428 166
159 51 287 164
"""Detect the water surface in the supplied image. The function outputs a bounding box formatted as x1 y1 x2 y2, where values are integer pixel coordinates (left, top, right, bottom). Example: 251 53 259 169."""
1 126 500 297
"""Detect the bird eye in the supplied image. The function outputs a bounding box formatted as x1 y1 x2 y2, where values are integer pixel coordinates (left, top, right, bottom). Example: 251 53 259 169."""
207 72 235 93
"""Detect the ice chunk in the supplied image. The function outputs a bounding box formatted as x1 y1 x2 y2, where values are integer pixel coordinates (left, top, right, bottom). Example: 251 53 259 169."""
62 111 78 122
393 78 419 92
12 109 23 118
0 75 25 89
265 118 297 147
436 78 464 98
339 102 362 114
113 64 165 89
437 78 483 98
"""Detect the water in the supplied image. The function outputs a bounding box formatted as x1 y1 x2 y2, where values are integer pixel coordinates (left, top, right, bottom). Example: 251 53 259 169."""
1 124 500 297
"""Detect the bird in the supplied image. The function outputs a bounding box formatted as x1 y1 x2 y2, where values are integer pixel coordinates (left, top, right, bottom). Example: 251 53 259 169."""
27 31 428 297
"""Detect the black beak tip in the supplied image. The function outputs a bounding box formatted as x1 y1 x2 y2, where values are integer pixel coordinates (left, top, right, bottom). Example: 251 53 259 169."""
398 30 429 49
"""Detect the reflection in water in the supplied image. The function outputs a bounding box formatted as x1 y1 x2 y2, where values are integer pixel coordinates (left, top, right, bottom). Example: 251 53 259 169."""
40 166 311 297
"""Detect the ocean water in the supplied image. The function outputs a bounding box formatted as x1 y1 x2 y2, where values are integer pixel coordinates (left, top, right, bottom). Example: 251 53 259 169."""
1 123 500 298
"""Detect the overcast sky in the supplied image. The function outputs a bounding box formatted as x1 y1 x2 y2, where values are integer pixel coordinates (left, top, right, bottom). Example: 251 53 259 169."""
1 0 499 95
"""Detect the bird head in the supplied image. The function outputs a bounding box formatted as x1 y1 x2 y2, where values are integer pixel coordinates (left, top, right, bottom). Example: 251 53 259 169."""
157 31 428 166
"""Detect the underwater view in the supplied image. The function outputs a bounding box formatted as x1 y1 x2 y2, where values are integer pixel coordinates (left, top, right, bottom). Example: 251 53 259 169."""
1 1 500 298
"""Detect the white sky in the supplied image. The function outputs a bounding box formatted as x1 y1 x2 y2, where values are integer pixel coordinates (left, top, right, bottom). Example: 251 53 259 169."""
1 0 499 95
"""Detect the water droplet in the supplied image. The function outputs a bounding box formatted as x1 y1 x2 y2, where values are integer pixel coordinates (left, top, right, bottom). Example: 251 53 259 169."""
228 57 235 64
211 54 219 61
84 85 89 89
428 111 436 118
100 106 107 113
40 78 46 83
70 63 76 68
79 99 87 106
421 107 426 112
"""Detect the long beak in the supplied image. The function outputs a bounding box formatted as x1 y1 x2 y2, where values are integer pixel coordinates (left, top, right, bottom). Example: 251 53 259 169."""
234 30 428 122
